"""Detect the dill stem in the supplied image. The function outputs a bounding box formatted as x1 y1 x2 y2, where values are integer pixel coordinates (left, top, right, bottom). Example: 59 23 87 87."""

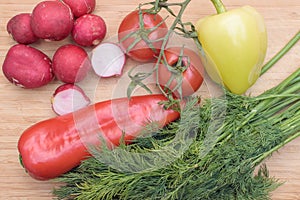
253 119 300 167
217 69 299 150
283 117 300 136
254 92 300 120
264 67 300 95
262 97 299 120
254 68 300 113
253 132 300 166
274 102 300 130
252 100 300 166
261 31 300 75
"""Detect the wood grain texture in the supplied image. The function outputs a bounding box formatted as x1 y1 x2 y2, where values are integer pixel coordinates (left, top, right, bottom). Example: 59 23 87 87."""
0 0 299 199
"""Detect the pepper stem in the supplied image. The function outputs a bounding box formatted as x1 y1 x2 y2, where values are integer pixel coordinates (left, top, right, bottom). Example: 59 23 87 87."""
210 0 227 14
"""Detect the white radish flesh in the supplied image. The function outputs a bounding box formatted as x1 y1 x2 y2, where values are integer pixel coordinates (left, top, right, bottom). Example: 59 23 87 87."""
51 84 91 115
91 42 126 77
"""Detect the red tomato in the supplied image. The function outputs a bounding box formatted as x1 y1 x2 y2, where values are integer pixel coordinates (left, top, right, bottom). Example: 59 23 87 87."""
118 9 168 62
156 47 205 98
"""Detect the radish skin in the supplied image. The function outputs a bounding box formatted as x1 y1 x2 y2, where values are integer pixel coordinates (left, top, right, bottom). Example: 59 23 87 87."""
62 0 96 18
91 43 126 77
7 13 38 44
2 44 53 88
52 44 91 83
51 84 91 115
31 1 74 41
72 14 106 47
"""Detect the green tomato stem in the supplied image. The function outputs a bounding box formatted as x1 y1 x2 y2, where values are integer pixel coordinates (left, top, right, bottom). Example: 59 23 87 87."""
261 31 300 75
154 0 192 98
210 0 227 14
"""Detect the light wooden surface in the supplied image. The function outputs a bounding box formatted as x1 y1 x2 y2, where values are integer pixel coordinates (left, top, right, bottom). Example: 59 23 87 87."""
0 0 299 199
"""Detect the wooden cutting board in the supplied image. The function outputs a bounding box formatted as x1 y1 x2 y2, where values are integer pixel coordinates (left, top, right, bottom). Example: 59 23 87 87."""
0 0 299 199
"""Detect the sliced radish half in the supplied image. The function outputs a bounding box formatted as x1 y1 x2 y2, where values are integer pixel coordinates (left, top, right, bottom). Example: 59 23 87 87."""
51 84 91 115
91 42 126 77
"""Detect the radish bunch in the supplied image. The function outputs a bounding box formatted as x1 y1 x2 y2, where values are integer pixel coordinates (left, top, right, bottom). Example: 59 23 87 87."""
2 0 126 115
7 0 102 44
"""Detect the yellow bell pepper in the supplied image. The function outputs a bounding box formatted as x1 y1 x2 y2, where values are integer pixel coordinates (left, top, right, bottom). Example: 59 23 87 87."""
195 0 267 94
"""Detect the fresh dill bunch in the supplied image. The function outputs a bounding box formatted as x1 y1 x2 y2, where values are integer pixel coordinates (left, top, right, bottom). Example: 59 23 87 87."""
53 68 300 200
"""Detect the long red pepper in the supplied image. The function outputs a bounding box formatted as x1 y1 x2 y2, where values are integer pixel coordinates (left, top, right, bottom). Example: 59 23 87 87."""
18 94 180 180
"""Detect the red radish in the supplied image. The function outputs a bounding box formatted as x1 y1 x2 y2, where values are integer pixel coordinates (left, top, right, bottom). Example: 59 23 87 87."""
72 14 106 47
6 13 39 44
91 42 126 77
2 44 53 88
52 44 91 83
51 83 91 115
62 0 96 18
31 1 74 41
